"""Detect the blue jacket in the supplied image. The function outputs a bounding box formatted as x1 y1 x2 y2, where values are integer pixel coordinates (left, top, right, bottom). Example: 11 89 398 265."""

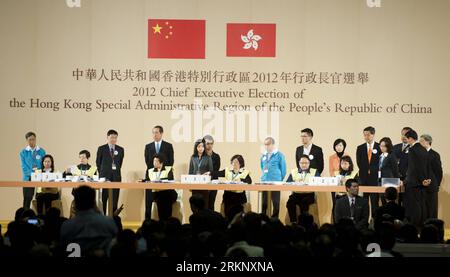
20 146 46 181
260 150 286 182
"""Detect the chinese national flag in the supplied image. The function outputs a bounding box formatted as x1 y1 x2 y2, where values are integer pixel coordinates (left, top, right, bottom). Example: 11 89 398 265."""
226 23 276 57
148 19 205 59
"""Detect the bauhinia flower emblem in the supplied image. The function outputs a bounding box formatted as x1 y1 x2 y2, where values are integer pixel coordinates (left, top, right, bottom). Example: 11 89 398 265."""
241 29 262 50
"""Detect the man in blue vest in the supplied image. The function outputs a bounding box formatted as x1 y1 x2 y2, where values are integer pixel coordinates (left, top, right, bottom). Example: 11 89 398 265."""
260 137 286 218
19 131 46 209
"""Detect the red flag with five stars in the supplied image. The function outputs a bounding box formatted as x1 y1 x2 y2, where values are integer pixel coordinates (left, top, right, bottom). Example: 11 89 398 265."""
148 19 205 59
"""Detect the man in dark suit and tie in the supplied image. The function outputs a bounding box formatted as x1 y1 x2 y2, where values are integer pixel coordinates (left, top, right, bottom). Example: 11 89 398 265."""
144 125 174 220
96 129 125 215
404 129 431 228
419 134 442 219
393 127 412 206
393 127 412 181
295 128 324 175
356 126 381 216
334 179 369 231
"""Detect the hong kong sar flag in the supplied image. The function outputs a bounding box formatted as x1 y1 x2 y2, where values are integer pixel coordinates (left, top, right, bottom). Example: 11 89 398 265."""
226 23 276 57
148 19 205 59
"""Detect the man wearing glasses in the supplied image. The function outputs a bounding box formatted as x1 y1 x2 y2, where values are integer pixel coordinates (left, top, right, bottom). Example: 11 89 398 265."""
260 137 286 218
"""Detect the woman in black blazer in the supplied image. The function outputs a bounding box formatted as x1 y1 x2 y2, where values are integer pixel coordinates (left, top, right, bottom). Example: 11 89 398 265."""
188 139 214 210
379 137 399 205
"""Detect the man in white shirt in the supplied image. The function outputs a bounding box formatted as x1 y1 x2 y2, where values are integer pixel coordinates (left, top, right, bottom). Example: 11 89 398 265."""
295 128 324 175
144 125 174 219
356 126 381 216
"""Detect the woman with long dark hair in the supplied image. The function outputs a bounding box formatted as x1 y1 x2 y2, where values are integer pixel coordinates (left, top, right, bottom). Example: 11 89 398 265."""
188 139 214 210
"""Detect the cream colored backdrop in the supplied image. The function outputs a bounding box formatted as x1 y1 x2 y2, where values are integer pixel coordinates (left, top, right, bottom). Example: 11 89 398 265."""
1 0 449 224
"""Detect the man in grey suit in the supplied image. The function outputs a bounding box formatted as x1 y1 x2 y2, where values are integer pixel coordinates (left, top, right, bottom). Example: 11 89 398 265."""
419 134 443 219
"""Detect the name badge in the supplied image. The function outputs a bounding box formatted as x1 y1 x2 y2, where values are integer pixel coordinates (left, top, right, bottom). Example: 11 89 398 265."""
112 163 117 170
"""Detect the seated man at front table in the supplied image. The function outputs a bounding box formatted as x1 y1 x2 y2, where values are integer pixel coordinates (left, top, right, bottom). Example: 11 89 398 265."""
334 179 369 231
146 154 177 222
285 155 319 224
260 137 286 218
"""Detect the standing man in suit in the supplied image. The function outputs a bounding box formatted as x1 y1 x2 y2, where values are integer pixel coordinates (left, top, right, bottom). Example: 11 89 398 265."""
334 179 369 231
393 127 412 206
203 135 221 211
295 128 324 176
393 127 412 181
19 131 46 209
96 129 125 215
356 126 381 216
419 134 442 219
404 129 430 228
144 125 174 219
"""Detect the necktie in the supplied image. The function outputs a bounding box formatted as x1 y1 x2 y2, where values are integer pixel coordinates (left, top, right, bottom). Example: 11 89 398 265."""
32 150 37 168
367 145 372 164
264 153 271 171
350 198 356 218
156 142 160 154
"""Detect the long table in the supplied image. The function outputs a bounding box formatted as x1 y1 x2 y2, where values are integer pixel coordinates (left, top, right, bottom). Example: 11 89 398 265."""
0 181 401 217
